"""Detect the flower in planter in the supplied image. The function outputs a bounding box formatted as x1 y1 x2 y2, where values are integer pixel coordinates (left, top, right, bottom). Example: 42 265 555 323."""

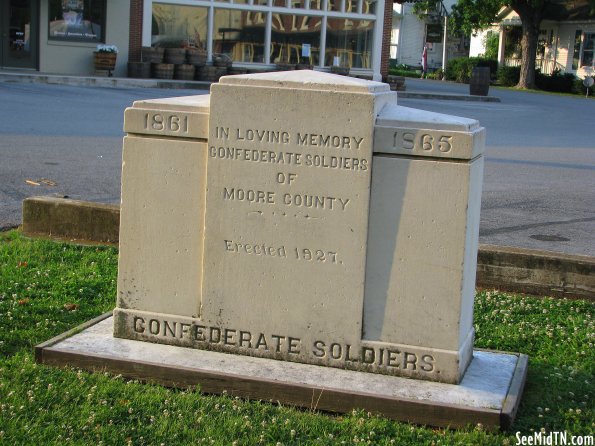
96 44 119 54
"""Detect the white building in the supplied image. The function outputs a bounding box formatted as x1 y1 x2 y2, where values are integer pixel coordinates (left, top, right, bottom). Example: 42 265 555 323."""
469 3 595 78
390 0 468 70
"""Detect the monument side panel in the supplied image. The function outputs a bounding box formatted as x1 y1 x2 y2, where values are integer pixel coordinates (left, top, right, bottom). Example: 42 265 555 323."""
459 155 484 347
362 154 479 382
116 136 207 318
202 83 376 365
364 156 473 349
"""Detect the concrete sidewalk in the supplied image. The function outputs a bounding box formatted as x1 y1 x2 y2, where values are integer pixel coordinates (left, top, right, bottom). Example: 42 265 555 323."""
0 70 211 90
0 69 499 101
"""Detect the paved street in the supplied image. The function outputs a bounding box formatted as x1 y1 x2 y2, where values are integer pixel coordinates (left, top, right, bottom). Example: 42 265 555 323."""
0 79 593 256
401 78 595 256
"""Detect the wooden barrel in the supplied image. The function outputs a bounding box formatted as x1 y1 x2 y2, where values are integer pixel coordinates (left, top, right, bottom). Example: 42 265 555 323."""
470 67 490 96
331 66 349 76
212 54 232 68
128 62 151 78
141 47 164 63
197 66 228 82
93 52 117 70
386 75 406 91
164 48 187 65
174 64 195 80
186 48 207 66
228 67 248 75
152 63 174 79
276 63 295 71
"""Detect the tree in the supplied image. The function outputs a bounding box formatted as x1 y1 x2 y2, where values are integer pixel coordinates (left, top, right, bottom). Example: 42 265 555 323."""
446 0 531 88
448 0 581 89
402 0 595 89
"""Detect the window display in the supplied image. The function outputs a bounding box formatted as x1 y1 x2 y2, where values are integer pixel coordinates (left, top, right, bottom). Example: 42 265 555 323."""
48 0 105 42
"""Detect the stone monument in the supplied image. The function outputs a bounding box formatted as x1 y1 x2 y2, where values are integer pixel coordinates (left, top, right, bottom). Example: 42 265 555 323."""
37 71 527 429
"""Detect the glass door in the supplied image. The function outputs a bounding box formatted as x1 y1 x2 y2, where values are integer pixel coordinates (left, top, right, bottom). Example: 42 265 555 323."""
0 0 38 69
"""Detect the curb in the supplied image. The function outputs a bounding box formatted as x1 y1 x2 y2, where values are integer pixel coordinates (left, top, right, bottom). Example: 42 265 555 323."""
1 71 499 102
0 72 211 90
398 91 501 102
22 196 119 245
20 196 594 301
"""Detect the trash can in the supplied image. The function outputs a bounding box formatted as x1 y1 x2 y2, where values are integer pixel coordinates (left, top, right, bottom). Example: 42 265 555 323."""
470 67 490 96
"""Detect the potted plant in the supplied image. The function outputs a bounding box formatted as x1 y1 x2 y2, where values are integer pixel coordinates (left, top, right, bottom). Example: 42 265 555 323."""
94 44 119 75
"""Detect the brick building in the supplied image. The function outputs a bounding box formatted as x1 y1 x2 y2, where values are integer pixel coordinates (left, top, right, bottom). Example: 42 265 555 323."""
1 0 394 79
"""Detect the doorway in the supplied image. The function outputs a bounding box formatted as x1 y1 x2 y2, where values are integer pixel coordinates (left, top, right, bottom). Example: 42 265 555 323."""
0 0 38 69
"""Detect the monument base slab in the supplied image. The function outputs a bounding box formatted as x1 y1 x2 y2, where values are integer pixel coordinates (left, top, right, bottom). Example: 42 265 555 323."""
36 314 527 431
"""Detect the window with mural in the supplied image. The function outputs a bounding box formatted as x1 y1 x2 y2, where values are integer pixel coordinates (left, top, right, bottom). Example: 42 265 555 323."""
48 0 106 42
152 4 208 49
271 14 321 65
144 0 378 70
325 18 373 68
213 9 266 62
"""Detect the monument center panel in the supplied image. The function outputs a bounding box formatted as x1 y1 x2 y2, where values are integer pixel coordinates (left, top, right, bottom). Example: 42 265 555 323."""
201 81 378 364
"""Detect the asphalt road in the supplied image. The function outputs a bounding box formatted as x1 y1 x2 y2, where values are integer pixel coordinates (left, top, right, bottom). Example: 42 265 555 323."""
0 79 593 256
401 78 595 256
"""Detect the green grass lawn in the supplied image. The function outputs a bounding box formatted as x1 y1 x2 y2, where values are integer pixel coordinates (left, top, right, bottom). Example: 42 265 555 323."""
0 230 593 445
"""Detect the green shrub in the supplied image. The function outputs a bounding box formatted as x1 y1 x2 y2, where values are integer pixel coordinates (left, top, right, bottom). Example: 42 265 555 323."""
535 69 576 93
445 57 473 82
427 68 444 80
482 31 499 60
476 58 498 77
445 57 497 83
497 65 520 86
388 67 420 78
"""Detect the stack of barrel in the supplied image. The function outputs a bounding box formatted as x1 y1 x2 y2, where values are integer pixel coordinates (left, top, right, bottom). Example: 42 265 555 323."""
330 66 350 76
134 46 208 81
197 54 231 82
386 75 406 91
128 48 155 78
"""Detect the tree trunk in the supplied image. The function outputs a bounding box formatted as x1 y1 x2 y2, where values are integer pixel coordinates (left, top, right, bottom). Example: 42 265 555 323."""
517 18 540 89
511 0 544 89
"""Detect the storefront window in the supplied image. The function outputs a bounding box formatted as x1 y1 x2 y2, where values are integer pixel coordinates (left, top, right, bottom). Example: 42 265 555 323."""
48 0 105 42
582 33 594 67
213 9 266 62
144 0 380 73
271 14 321 64
152 4 208 49
325 18 373 68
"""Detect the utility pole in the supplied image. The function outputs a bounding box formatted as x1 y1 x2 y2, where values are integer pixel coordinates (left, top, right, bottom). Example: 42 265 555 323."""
442 12 448 74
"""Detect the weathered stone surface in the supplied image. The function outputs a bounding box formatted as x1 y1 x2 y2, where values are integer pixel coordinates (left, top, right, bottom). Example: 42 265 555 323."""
195 71 394 374
117 136 207 316
114 71 486 384
123 95 209 139
363 103 485 381
22 196 119 244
